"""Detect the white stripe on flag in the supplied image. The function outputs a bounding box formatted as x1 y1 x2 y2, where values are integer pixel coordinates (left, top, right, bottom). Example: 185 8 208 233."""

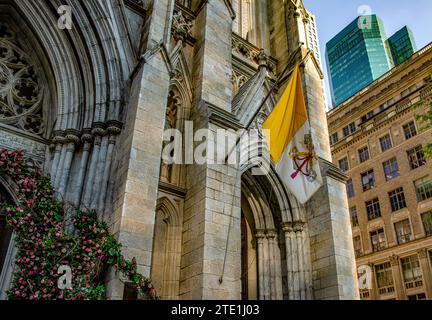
275 122 323 204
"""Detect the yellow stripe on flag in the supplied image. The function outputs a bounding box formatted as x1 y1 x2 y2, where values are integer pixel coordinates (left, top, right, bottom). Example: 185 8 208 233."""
262 64 308 164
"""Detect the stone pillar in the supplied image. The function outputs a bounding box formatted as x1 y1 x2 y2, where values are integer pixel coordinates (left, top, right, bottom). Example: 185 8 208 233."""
50 132 64 182
307 160 359 300
267 229 277 300
390 254 405 300
106 0 174 299
418 249 432 298
57 130 80 197
178 0 237 300
368 263 378 300
268 0 358 300
294 222 306 300
74 130 92 207
82 124 106 208
256 231 265 300
282 222 295 299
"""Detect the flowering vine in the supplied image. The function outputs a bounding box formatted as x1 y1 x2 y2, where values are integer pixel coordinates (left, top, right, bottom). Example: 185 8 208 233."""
0 149 157 300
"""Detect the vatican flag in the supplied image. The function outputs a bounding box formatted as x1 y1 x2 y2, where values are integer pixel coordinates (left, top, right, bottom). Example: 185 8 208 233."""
262 64 322 204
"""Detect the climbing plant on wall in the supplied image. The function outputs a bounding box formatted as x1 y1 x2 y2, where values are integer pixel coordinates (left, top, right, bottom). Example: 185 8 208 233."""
0 149 157 300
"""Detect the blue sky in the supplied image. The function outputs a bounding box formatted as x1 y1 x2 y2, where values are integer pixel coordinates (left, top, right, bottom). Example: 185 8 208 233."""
302 0 432 108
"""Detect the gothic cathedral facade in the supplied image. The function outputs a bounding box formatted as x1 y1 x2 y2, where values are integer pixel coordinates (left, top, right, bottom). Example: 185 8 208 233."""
0 0 359 300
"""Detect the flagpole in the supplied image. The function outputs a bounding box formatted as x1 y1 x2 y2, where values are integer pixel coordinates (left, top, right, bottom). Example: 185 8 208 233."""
223 47 311 164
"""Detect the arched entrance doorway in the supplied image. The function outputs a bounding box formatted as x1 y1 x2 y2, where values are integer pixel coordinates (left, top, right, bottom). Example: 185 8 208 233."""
240 169 291 300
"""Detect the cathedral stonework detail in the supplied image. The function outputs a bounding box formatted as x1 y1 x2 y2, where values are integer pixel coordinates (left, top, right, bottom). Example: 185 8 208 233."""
0 0 359 300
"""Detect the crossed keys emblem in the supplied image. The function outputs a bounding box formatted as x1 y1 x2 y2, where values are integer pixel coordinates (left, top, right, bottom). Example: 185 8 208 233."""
289 134 318 182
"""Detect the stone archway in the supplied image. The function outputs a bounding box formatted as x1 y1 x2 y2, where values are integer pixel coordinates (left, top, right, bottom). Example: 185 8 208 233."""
240 170 286 300
150 197 183 300
0 177 19 300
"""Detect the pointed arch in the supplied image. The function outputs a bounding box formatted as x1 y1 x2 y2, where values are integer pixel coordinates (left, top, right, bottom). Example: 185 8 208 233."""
151 197 183 299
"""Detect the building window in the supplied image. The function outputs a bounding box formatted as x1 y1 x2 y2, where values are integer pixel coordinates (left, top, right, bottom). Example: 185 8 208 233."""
383 158 400 181
407 146 426 170
379 134 393 152
408 293 427 300
401 255 423 289
415 177 432 202
375 262 394 295
338 157 349 172
358 146 370 163
388 187 407 212
350 207 359 227
343 122 356 137
394 219 412 244
346 179 355 198
330 132 339 145
370 228 386 252
353 236 362 258
403 121 417 140
366 198 381 221
421 211 432 236
361 170 375 191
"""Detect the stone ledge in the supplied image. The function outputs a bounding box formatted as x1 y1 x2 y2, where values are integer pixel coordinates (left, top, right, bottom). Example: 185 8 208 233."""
319 158 349 183
206 101 243 131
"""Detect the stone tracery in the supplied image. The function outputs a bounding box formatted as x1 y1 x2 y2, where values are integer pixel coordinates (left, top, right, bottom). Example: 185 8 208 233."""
0 23 45 136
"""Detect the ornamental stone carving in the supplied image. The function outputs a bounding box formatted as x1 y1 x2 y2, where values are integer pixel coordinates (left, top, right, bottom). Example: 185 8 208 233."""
172 11 193 42
0 23 46 137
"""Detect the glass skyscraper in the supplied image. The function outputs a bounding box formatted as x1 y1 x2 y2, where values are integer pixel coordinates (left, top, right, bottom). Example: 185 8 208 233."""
326 15 393 107
387 26 417 66
326 15 417 107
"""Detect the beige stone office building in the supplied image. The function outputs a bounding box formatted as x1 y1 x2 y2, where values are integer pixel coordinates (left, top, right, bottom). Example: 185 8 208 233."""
0 0 359 300
328 43 432 300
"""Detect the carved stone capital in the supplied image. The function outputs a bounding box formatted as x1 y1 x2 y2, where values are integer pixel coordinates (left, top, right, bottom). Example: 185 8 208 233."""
282 222 293 233
91 122 107 137
266 229 277 239
81 128 93 144
389 254 400 266
418 248 429 259
107 120 123 135
65 129 81 145
255 230 266 239
293 221 305 233
52 130 66 145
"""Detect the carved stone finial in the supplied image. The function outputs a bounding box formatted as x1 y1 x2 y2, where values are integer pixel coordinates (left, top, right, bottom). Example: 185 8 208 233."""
258 49 268 69
172 11 193 43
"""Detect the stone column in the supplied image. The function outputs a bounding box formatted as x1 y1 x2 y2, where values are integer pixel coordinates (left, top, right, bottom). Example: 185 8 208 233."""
368 263 378 300
390 254 405 300
50 131 64 182
106 0 174 299
98 121 122 215
418 249 432 298
74 130 92 207
282 222 295 299
267 229 277 300
294 222 306 300
262 233 270 299
57 130 80 198
307 160 359 300
256 231 265 300
178 0 237 300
